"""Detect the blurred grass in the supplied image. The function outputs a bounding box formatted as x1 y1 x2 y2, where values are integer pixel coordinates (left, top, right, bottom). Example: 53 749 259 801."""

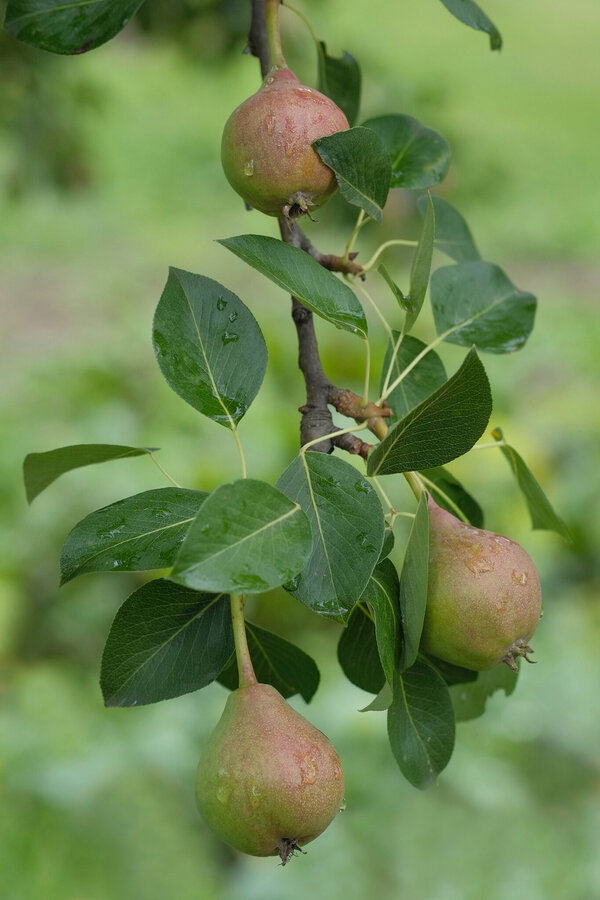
1 1 599 898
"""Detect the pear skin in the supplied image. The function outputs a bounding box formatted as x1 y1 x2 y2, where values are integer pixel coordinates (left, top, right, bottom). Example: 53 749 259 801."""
196 683 344 863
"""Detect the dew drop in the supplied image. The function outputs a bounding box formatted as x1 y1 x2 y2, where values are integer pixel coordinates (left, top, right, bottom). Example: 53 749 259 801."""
221 331 239 345
216 297 227 311
228 310 238 323
354 479 371 494
244 159 254 176
153 331 168 356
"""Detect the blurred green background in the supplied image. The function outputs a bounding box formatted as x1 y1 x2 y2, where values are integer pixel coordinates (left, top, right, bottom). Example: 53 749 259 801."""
1 1 599 897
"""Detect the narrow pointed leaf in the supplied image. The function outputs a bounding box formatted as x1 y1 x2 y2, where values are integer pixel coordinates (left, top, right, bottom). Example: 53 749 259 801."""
398 493 429 671
317 43 361 125
417 194 481 262
60 488 207 584
360 681 392 712
492 428 570 539
153 268 266 427
378 264 409 312
363 114 450 190
172 479 312 594
100 579 233 707
337 604 385 694
363 558 401 687
218 622 320 702
420 466 484 527
387 657 455 789
380 333 447 422
438 0 502 50
368 349 492 476
451 664 518 722
405 192 435 331
313 127 391 223
218 234 367 336
379 527 395 561
431 261 537 353
277 453 385 619
23 444 154 504
4 0 146 55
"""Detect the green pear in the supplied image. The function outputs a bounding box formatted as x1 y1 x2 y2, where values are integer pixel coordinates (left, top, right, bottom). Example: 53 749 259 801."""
421 497 542 671
196 683 344 864
220 66 349 218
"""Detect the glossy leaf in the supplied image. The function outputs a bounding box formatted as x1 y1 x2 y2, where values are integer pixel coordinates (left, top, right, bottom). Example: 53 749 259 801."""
405 192 435 331
218 622 320 702
368 349 492 476
431 261 537 354
378 264 409 312
363 114 450 190
438 0 502 51
492 428 570 539
381 333 447 422
451 664 518 722
153 268 266 427
379 527 395 561
398 493 429 671
317 43 361 125
429 656 479 687
100 579 233 707
218 234 367 336
387 656 456 789
60 488 207 584
277 453 385 619
313 127 391 223
23 444 154 504
4 0 145 55
172 479 312 594
417 194 481 262
360 681 392 712
419 466 484 527
362 558 401 687
337 605 385 694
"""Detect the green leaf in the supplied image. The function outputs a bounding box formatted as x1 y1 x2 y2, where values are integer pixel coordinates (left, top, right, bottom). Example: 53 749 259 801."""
317 43 361 126
362 558 401 687
172 479 312 595
492 428 570 539
60 488 207 585
405 192 435 331
100 579 233 707
360 681 392 712
428 656 479 686
451 664 518 722
337 604 385 695
368 349 492 476
23 444 154 504
4 0 146 54
417 194 481 262
276 453 385 619
437 0 502 51
218 234 367 337
313 127 391 223
218 622 320 702
387 657 456 789
419 466 484 527
153 268 267 428
379 526 395 561
378 264 409 312
362 114 451 190
431 261 537 354
380 333 448 422
398 493 429 671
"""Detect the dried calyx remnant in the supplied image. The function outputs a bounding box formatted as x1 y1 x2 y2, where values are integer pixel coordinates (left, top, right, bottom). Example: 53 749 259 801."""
421 496 543 672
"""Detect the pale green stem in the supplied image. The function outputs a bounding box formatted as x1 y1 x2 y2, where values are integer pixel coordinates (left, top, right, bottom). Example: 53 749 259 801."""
300 421 369 453
282 0 320 44
474 440 507 450
265 0 286 69
148 452 182 488
378 328 453 404
230 594 257 688
404 471 425 501
373 475 396 517
362 335 371 405
355 281 395 343
380 329 405 399
361 239 418 273
343 209 367 263
418 474 469 523
231 424 248 479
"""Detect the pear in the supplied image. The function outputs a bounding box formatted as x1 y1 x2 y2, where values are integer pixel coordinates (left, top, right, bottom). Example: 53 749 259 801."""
421 497 542 671
220 66 349 218
196 683 345 864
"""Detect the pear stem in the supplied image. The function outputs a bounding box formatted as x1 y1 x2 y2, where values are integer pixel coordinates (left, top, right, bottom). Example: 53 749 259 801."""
265 0 287 70
230 593 257 688
404 471 425 501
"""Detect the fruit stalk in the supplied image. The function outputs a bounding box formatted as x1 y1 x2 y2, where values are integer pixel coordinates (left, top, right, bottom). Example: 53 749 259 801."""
265 0 286 69
230 593 257 688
